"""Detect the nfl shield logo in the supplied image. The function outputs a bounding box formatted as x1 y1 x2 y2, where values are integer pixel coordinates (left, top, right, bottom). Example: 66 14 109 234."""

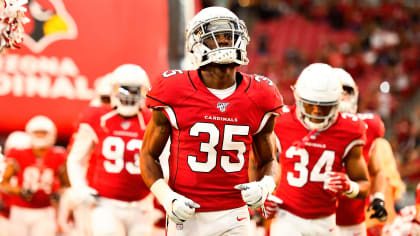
217 102 229 112
121 121 131 130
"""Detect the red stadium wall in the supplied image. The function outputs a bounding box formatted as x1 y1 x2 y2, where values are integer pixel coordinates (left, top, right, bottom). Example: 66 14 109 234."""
0 0 168 138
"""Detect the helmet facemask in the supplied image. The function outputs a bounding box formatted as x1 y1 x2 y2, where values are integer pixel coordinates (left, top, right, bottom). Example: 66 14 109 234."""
113 84 147 117
296 96 339 131
110 64 150 117
186 7 250 68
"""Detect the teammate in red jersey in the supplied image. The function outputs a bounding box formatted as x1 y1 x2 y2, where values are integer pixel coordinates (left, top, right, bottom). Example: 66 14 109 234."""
66 64 157 236
334 68 388 236
0 131 31 236
264 63 370 235
140 6 283 236
1 115 68 236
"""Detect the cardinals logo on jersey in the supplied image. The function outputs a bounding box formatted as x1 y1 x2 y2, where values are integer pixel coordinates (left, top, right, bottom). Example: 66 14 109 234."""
217 102 229 112
23 0 77 53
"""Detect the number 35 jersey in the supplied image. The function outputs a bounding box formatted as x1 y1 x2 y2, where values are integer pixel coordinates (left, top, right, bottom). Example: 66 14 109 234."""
80 106 152 202
146 70 283 212
7 147 67 208
274 106 366 219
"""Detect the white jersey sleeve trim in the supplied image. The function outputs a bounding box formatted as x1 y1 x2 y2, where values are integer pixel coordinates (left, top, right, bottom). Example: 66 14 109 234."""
153 106 178 129
342 139 365 159
255 112 277 134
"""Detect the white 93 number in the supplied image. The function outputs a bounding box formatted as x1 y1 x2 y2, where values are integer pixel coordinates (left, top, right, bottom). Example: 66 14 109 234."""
285 146 335 187
188 123 249 173
102 136 142 175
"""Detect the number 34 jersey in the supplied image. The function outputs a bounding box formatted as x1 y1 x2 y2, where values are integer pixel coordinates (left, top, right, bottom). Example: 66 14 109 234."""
274 106 366 219
80 106 152 202
146 70 283 212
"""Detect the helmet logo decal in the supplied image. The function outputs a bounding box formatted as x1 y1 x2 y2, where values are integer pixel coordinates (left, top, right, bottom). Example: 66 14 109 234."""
23 0 78 53
217 102 229 112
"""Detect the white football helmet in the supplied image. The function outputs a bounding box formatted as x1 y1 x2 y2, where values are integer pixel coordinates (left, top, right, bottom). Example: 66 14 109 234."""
4 131 31 153
91 73 113 106
25 115 57 149
110 64 150 117
185 7 250 68
334 68 359 113
294 63 342 130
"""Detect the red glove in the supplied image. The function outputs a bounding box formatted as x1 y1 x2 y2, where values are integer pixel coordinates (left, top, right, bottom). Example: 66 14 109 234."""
262 195 283 219
325 171 359 198
325 172 351 193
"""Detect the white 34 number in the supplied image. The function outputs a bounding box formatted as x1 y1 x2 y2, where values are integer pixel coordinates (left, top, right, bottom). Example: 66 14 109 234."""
188 123 249 173
285 146 334 187
102 137 142 174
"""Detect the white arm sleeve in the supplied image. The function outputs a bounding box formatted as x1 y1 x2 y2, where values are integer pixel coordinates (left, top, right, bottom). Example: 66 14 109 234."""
67 123 97 189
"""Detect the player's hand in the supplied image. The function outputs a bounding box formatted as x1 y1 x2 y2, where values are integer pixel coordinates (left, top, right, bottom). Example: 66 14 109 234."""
325 171 351 193
235 176 276 209
151 179 200 224
368 198 388 221
71 186 98 206
325 171 359 198
166 192 200 224
263 194 283 219
20 188 34 201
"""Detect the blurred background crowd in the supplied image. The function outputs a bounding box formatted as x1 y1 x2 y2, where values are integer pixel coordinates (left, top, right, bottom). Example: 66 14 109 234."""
200 0 420 206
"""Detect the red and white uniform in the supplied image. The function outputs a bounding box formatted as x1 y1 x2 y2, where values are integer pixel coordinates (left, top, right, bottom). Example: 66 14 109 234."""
80 106 151 201
6 146 66 236
274 106 366 219
7 147 66 208
336 113 385 226
146 70 283 213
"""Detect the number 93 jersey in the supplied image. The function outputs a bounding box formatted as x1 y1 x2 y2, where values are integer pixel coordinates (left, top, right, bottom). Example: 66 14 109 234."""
146 70 283 212
274 106 366 219
80 106 152 202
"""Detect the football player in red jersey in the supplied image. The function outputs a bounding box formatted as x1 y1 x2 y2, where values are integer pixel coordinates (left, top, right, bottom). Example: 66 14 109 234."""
0 131 31 236
66 64 157 236
141 6 283 236
58 72 115 236
264 63 370 235
1 115 68 236
334 68 388 235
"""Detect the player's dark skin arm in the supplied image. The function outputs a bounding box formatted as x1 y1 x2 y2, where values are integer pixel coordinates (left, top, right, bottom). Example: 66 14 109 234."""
344 145 370 199
250 117 279 184
0 160 21 195
140 109 171 188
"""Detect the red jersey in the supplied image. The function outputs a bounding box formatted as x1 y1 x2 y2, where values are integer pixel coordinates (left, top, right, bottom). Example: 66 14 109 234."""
81 106 151 202
7 147 67 208
336 113 385 226
416 183 420 205
274 106 366 219
146 70 283 212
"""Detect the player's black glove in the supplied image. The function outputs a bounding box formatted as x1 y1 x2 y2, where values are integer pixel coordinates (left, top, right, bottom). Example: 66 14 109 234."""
20 188 34 201
368 198 388 221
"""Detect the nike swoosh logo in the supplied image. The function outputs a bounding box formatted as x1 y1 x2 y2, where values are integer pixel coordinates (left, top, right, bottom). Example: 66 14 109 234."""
237 216 247 221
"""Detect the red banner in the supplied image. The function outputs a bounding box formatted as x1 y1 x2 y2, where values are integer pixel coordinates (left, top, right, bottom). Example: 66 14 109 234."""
0 0 169 138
